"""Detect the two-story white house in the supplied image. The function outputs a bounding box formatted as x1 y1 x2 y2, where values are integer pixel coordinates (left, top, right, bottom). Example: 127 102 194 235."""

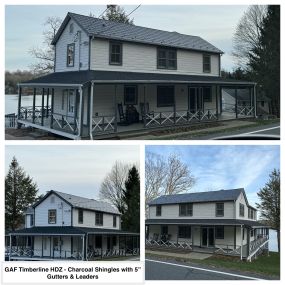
145 188 269 261
8 190 139 261
16 12 256 139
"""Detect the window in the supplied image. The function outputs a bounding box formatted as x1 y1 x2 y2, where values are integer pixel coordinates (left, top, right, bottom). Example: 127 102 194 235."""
157 86 174 107
30 215 34 227
124 86 138 105
216 203 224 217
67 43 75 67
251 230 254 237
178 226 191 238
78 209 83 224
179 203 193 216
69 23 74 34
95 212 103 226
203 54 211 73
109 42 122 65
156 205 161 216
239 203 245 217
157 48 177 70
113 215 117 228
67 90 75 114
112 236 117 246
203 87 212 102
215 226 224 239
48 209 56 224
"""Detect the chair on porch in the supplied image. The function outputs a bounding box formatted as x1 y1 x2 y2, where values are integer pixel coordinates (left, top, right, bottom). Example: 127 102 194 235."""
139 102 154 122
117 103 130 126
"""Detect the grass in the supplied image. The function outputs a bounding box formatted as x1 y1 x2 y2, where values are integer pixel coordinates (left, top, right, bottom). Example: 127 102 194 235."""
146 251 280 278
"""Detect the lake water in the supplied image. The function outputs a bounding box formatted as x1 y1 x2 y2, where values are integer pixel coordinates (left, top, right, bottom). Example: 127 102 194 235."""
269 229 278 252
5 94 48 115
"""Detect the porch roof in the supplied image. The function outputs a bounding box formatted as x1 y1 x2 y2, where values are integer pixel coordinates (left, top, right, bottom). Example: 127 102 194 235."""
145 219 269 228
19 70 255 87
10 226 139 236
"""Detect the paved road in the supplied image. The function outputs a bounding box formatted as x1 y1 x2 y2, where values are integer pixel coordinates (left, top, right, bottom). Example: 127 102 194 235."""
191 122 280 140
145 258 269 280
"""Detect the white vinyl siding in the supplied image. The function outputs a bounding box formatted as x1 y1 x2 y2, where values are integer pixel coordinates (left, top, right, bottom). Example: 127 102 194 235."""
72 208 120 229
55 19 89 72
149 201 235 219
90 38 219 76
34 194 72 227
234 192 255 220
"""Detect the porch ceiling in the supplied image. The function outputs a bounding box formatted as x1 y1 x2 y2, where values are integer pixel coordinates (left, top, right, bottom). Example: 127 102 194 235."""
145 218 269 228
19 70 255 87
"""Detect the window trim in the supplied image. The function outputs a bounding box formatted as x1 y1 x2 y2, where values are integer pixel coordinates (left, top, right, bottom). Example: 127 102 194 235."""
203 54 211 73
109 41 123 66
66 43 75 67
113 215 117 228
179 203 193 217
48 209 57 224
156 205 161 216
157 47 177 70
78 209 83 224
124 85 138 105
239 203 245 217
157 85 175 107
215 203 224 217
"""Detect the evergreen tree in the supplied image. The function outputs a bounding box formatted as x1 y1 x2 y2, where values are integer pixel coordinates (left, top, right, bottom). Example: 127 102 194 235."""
102 5 134 24
249 5 280 117
121 166 140 232
5 157 39 231
256 169 280 252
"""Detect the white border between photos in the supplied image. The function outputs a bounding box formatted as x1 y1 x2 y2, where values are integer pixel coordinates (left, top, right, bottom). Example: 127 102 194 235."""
1 0 284 284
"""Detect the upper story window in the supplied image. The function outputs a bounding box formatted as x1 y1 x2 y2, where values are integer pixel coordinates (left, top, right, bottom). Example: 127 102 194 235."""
239 203 245 217
248 208 255 219
178 226 191 238
48 209 56 224
30 215 34 227
203 54 211 73
78 209 83 224
124 85 138 105
179 203 193 216
216 203 224 217
109 42 122 65
67 43 75 67
203 87 212 102
156 205 161 216
95 212 103 226
157 86 174 107
157 48 177 70
69 23 74 34
113 215 117 228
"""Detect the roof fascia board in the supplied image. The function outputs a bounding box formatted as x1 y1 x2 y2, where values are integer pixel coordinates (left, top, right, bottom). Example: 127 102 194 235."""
18 83 83 88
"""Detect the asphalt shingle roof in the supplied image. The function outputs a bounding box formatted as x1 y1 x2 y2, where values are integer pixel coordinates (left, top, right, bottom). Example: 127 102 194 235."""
22 70 254 86
148 188 244 205
52 12 223 54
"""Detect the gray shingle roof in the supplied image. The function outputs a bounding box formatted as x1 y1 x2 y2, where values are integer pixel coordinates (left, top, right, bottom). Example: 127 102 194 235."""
21 70 254 86
148 188 244 205
52 12 223 54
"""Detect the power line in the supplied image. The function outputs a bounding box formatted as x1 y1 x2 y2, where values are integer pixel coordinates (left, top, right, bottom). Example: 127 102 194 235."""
126 4 141 18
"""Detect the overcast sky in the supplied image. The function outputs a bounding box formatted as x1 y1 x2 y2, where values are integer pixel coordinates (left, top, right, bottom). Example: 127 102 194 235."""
146 145 280 208
5 5 249 71
5 145 140 199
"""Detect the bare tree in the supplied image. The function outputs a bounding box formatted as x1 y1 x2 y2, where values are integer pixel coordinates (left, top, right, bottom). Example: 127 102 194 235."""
29 16 62 74
232 5 267 68
99 161 130 213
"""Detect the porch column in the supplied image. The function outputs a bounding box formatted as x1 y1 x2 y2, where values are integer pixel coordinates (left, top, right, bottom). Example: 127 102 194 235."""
41 88 45 126
253 84 257 117
9 235 12 261
240 225 243 260
17 86 22 128
89 82 94 139
114 85 118 133
41 236 43 257
85 234 88 261
246 228 250 259
234 226 236 249
79 86 84 137
101 235 103 259
46 88 50 117
32 88 36 123
59 236 62 259
74 89 79 134
50 88 54 129
235 87 238 119
82 235 85 261
125 236 127 256
173 87 176 124
143 85 146 127
215 85 219 119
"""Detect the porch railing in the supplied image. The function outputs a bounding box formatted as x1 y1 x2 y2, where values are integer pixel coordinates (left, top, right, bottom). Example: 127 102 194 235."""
91 115 116 134
145 109 217 128
237 105 255 116
5 113 17 128
19 106 51 123
146 238 192 250
214 244 241 255
87 247 140 260
52 112 79 135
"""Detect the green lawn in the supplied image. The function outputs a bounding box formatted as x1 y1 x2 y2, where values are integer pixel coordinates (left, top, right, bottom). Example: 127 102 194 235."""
197 252 280 278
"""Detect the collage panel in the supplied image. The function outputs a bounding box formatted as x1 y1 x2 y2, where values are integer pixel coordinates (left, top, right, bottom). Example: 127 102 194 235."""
5 145 140 262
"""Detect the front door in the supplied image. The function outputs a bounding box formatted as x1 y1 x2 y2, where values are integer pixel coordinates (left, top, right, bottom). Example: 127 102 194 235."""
201 227 215 247
188 87 203 112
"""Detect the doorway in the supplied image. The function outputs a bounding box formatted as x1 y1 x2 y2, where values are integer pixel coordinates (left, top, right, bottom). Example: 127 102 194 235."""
201 227 214 247
188 87 203 112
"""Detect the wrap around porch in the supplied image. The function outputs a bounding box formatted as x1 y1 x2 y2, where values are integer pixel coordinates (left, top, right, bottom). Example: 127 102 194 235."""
16 70 256 139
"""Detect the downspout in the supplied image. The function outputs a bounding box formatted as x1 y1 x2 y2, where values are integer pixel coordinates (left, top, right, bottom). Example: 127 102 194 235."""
89 82 94 140
77 86 83 139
